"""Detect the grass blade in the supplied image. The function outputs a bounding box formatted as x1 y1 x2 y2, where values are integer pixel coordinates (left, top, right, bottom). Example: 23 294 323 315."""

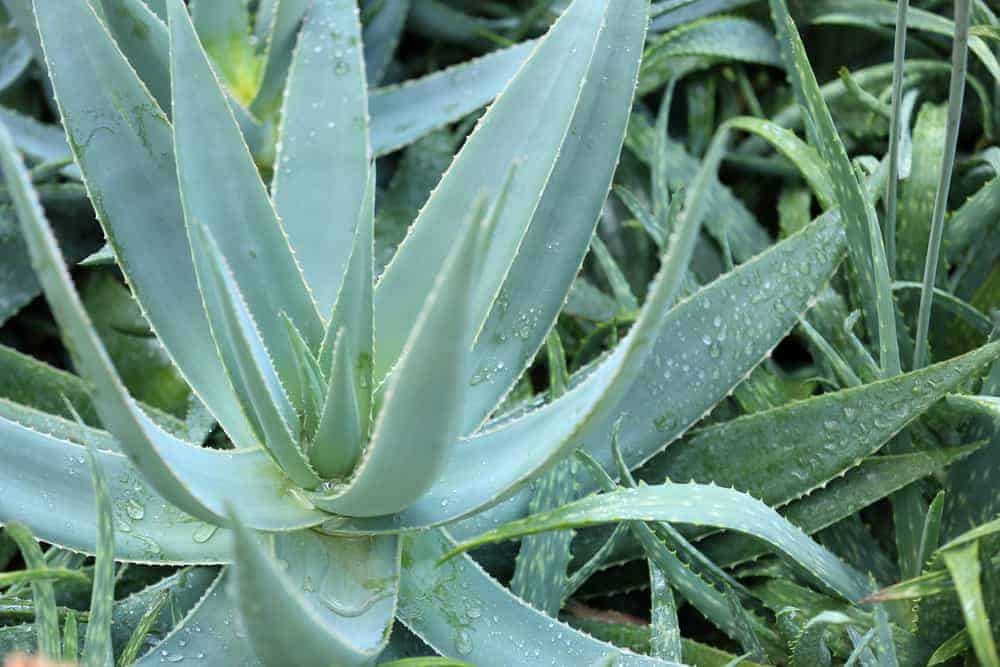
81 441 115 667
913 0 972 369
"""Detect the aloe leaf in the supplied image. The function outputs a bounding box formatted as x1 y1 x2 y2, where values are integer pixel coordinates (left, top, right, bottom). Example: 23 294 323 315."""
941 543 999 666
230 518 398 667
946 175 1000 262
0 567 217 659
81 441 114 667
272 0 370 315
311 329 363 478
914 492 944 579
897 103 946 282
397 529 674 666
187 220 320 489
448 210 846 540
638 340 1000 507
640 16 781 94
701 445 983 567
247 0 309 118
770 0 900 378
625 115 771 262
368 40 532 157
362 0 409 85
317 168 375 444
334 125 727 533
0 128 325 536
116 589 169 667
873 604 899 666
0 342 98 424
723 116 835 209
312 210 485 517
0 106 78 178
509 334 575 616
3 523 59 657
167 0 323 404
580 449 784 659
375 0 647 429
132 569 262 666
95 0 171 112
190 0 261 106
447 483 872 602
0 412 329 560
649 562 682 662
34 0 258 448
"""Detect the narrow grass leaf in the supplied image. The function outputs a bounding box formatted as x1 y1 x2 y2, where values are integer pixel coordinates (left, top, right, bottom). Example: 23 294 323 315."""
81 441 115 667
4 523 58 658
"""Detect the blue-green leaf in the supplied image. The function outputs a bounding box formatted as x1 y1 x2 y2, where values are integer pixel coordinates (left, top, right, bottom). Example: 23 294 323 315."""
167 0 323 408
374 0 648 434
231 519 398 667
34 0 258 448
398 529 675 666
272 0 370 315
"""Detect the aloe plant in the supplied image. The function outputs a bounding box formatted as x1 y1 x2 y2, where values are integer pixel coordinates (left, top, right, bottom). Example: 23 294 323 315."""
1 0 999 665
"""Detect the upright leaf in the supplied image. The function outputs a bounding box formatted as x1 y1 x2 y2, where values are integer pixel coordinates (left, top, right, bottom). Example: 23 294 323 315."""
272 0 371 314
34 0 259 448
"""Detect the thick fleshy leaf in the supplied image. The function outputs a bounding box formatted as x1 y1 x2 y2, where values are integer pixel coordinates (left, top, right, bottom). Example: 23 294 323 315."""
188 221 320 489
34 0 258 448
131 568 261 665
316 168 375 448
0 408 325 562
941 543 999 666
701 445 984 568
313 212 485 517
168 0 323 406
231 519 398 667
450 211 845 540
638 341 1000 506
397 529 675 666
272 0 370 315
0 117 329 532
445 483 872 603
311 329 363 478
327 125 729 532
375 0 647 433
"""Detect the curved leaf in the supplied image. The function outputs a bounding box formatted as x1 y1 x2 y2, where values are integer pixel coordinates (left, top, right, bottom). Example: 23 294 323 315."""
34 0 258 448
398 529 675 666
0 110 325 532
445 483 872 603
248 0 309 118
231 521 398 667
639 340 1000 506
449 210 847 540
272 0 370 314
0 412 326 562
362 0 408 85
